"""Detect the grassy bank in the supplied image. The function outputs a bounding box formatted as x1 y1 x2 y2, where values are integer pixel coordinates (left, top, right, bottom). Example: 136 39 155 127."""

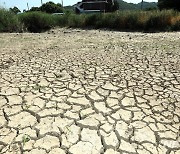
67 10 180 31
0 8 180 32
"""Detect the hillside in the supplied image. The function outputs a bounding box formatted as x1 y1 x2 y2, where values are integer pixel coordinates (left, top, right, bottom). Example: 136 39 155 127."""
117 0 137 10
64 5 74 11
136 2 158 9
117 0 157 10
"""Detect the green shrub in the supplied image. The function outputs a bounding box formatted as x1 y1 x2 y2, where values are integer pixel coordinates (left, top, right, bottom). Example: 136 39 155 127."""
67 14 84 28
171 17 180 31
87 10 180 32
52 14 68 27
124 12 139 30
84 14 102 27
0 8 22 32
144 10 172 31
98 13 116 29
18 12 56 32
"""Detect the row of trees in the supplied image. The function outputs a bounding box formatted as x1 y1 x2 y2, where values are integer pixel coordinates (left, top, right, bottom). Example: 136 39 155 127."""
10 1 63 14
9 0 180 14
29 1 63 13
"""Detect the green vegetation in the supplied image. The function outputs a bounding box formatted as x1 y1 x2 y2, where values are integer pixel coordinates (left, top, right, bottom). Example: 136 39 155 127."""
9 6 21 14
0 8 22 32
0 7 179 33
22 134 31 146
73 10 180 31
18 11 56 32
28 1 63 13
117 0 157 10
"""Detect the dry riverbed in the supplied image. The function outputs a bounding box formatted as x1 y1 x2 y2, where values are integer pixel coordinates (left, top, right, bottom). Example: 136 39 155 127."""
0 28 180 154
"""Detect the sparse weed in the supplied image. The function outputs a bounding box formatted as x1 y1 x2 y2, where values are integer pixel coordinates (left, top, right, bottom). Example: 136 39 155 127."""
64 126 73 135
22 134 30 146
22 100 31 110
32 85 46 91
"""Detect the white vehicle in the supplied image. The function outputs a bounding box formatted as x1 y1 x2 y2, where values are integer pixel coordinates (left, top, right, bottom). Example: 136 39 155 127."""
52 13 64 15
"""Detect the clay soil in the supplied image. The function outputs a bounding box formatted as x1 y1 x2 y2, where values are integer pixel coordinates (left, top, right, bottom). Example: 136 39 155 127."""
0 28 180 154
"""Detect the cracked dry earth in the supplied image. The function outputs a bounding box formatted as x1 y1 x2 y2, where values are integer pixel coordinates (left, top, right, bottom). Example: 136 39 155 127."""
0 28 180 154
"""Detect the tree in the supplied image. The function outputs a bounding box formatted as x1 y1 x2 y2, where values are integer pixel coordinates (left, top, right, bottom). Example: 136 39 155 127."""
158 0 180 11
9 7 21 14
29 7 41 12
40 1 63 13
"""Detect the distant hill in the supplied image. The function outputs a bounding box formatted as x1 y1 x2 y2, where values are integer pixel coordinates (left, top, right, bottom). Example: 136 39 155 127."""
117 0 138 10
64 6 74 10
117 0 157 10
136 2 158 9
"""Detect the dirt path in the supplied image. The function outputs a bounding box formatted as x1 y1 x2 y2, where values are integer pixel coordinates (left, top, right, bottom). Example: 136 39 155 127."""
0 28 180 154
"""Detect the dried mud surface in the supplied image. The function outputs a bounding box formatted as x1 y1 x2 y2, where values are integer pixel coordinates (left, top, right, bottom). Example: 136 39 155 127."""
0 28 180 154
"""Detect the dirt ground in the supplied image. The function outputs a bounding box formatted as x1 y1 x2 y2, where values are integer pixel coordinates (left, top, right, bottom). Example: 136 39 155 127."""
0 28 180 154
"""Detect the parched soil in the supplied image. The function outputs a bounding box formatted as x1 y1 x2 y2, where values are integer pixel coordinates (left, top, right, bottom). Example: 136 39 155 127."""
0 28 180 154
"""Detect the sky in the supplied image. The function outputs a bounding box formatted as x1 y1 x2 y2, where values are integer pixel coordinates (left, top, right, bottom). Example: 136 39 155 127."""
0 0 158 11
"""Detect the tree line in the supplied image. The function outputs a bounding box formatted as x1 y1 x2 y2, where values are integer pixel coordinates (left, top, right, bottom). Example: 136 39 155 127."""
10 1 63 14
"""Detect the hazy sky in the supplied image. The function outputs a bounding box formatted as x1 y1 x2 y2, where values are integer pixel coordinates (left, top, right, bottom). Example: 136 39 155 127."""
0 0 158 11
